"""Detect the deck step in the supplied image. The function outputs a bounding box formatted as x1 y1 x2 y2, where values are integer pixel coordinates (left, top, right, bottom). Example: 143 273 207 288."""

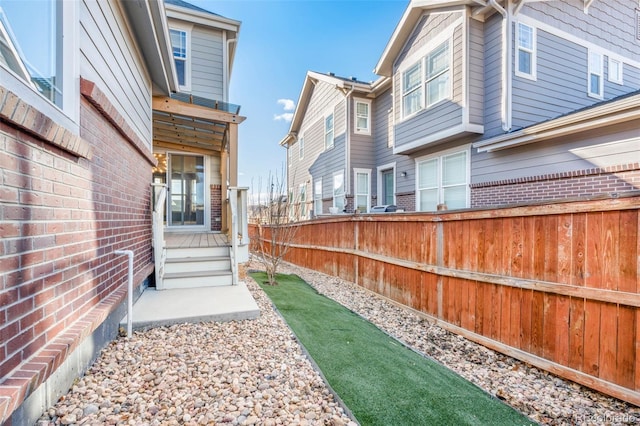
163 270 233 289
166 246 229 259
164 256 231 274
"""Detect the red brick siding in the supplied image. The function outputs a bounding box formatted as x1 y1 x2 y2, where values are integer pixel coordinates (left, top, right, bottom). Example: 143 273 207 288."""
211 184 222 231
0 84 154 423
471 163 640 207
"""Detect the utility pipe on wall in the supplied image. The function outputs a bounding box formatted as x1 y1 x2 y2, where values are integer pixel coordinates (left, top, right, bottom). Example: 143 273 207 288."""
114 250 134 338
488 0 512 132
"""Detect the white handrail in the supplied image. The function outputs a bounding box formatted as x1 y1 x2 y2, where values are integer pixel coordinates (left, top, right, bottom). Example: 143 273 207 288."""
151 184 167 290
114 250 134 337
229 187 239 285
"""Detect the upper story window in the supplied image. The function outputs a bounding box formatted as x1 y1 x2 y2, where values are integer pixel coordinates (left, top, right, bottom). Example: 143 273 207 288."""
402 62 423 117
425 41 450 107
325 113 334 150
402 40 451 118
170 27 190 90
588 50 603 99
298 136 304 159
608 57 623 85
354 99 371 135
516 22 536 80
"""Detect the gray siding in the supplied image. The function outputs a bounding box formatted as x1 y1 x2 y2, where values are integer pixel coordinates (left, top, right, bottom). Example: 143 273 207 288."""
349 96 376 194
511 28 640 131
372 88 414 196
468 17 484 126
523 0 639 58
80 0 152 145
289 79 345 200
394 24 464 152
472 124 640 184
190 26 224 100
483 14 504 138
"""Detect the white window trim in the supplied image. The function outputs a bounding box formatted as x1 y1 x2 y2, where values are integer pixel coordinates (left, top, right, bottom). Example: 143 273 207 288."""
354 98 371 135
608 57 623 85
376 162 396 206
298 183 307 218
425 40 453 108
298 136 304 159
324 111 334 150
332 170 345 209
169 23 192 91
588 49 604 99
415 145 470 212
397 17 461 121
0 1 79 132
401 61 423 119
515 22 537 81
353 168 371 213
314 178 323 215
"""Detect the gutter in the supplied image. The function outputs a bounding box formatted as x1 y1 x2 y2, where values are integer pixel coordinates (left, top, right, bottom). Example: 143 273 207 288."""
488 0 512 132
473 93 640 152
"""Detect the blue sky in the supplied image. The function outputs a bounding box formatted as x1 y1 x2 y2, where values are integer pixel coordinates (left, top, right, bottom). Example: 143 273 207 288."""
187 0 409 191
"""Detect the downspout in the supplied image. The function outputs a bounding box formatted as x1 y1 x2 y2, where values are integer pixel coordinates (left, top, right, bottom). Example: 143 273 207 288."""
339 84 355 198
223 37 237 103
488 0 512 132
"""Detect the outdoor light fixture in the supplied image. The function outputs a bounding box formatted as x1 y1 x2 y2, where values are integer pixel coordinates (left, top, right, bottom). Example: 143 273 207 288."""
401 171 407 177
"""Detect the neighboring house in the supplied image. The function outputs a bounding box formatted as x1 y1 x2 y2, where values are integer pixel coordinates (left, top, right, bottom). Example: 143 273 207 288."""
280 0 640 218
0 1 246 424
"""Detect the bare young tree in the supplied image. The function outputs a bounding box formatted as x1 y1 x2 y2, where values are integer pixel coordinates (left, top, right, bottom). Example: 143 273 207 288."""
250 168 299 285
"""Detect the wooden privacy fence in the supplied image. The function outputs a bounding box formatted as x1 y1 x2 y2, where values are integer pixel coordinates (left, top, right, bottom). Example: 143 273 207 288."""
249 194 640 406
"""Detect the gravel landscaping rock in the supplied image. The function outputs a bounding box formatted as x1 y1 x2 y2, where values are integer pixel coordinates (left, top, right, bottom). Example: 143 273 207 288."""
275 261 640 426
39 259 639 426
39 272 356 426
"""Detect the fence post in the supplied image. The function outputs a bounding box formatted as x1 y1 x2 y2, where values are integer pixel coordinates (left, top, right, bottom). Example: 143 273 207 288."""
436 220 444 319
354 219 359 286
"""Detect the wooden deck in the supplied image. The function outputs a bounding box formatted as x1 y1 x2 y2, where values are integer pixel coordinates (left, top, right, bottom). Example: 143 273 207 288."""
164 232 229 249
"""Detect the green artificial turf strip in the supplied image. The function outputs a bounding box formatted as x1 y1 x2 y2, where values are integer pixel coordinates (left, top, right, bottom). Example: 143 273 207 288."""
253 272 534 426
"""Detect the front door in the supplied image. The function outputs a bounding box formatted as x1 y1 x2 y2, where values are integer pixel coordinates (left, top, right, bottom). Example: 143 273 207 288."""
168 154 205 227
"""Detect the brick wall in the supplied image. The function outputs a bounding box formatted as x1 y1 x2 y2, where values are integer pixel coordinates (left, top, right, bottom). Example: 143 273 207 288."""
0 82 155 423
395 192 415 212
211 184 222 231
471 163 640 207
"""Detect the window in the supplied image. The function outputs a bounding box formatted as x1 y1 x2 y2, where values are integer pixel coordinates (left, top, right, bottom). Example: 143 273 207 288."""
354 99 371 134
416 149 468 212
299 183 307 218
588 50 603 98
401 40 452 118
0 0 72 111
354 169 370 213
516 22 536 79
325 113 334 150
425 41 450 106
170 28 190 90
314 179 322 215
299 137 304 159
402 62 422 117
608 57 623 85
333 171 345 211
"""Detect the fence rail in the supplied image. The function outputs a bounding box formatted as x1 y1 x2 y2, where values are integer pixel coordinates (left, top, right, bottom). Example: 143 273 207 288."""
250 194 640 405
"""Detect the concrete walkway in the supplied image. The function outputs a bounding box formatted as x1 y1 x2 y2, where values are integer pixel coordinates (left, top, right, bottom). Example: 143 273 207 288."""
121 282 260 331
